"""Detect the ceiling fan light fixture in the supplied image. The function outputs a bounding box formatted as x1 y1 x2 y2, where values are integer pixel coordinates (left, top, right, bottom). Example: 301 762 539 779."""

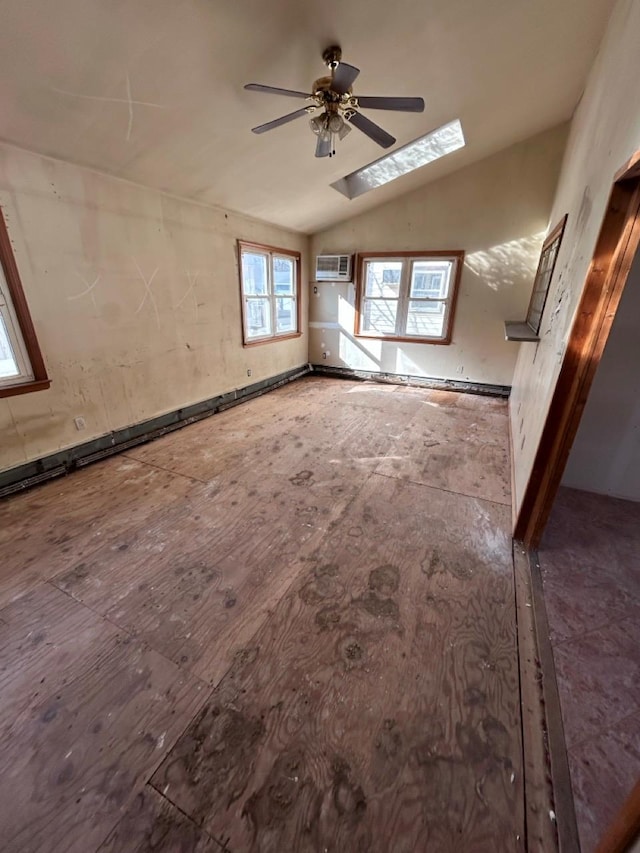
246 45 424 159
309 115 324 135
337 121 351 141
327 113 344 133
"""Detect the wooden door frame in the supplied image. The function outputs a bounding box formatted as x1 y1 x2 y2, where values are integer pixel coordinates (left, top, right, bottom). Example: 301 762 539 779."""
595 779 640 853
515 149 640 547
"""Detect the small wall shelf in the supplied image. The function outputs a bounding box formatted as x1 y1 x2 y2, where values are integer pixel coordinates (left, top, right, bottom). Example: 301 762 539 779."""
504 321 540 342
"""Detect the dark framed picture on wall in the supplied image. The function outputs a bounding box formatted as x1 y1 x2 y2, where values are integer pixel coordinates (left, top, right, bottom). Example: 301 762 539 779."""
526 214 568 335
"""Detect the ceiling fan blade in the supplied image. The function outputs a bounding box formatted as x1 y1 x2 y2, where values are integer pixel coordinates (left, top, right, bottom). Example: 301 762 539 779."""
251 108 310 134
315 135 332 158
356 96 425 113
332 62 360 95
348 112 396 148
245 83 312 99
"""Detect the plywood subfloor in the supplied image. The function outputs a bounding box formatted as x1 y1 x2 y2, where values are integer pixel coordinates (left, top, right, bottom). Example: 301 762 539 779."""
0 376 524 852
539 487 640 853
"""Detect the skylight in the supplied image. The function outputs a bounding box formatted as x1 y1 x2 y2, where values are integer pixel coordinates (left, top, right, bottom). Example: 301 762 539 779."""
331 119 465 200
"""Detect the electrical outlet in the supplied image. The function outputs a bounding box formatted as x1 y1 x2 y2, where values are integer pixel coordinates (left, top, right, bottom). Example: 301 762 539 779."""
313 286 318 295
74 416 86 431
322 352 327 359
247 368 252 377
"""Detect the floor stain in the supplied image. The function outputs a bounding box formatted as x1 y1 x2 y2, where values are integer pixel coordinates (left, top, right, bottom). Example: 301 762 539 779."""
339 635 365 667
299 564 344 606
331 758 367 820
353 591 400 623
422 547 474 580
242 750 308 836
153 703 266 828
368 565 400 596
290 471 314 486
315 605 341 631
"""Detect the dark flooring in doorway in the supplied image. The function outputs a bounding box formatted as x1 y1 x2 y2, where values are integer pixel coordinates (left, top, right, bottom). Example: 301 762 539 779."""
0 376 524 852
538 486 640 852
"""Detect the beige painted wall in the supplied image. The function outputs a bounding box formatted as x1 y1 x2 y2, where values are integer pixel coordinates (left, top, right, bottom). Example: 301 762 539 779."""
510 0 640 517
562 249 640 500
0 144 308 472
309 125 567 387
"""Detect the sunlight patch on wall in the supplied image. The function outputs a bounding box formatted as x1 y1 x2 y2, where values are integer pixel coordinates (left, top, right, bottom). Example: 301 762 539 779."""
338 295 382 360
395 347 426 377
337 292 357 331
332 120 465 200
339 332 380 370
465 232 545 291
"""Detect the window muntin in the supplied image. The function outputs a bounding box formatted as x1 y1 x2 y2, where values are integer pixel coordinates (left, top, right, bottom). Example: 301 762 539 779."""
239 242 300 345
356 253 462 344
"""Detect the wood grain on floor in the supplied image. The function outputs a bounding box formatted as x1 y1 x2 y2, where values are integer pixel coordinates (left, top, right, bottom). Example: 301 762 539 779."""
151 474 522 852
97 785 220 853
539 487 640 851
0 376 523 852
0 585 206 853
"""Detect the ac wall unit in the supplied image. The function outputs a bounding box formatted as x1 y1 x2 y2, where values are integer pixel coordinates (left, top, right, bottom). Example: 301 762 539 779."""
315 254 352 282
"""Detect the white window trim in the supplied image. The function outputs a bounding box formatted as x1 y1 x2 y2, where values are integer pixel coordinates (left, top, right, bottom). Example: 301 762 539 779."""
355 252 463 345
238 241 301 346
0 260 34 388
0 206 49 397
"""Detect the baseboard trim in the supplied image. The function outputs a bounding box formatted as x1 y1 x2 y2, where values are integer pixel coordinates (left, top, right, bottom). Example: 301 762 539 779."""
310 364 510 397
0 364 311 497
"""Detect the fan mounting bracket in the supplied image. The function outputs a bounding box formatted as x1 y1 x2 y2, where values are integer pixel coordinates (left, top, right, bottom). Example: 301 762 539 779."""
322 45 342 69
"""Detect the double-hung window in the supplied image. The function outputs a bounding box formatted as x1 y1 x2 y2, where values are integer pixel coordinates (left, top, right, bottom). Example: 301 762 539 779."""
238 241 301 345
0 207 49 397
355 251 463 344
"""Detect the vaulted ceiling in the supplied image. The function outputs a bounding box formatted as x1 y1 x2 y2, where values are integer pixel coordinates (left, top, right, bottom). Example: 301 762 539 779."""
0 0 614 233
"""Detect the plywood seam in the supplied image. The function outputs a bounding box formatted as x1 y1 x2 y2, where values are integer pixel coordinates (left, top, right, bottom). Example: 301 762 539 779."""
373 469 511 508
121 453 210 485
48 578 211 697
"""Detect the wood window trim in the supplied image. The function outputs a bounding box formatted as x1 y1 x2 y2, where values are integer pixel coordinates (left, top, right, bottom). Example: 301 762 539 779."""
354 250 464 345
524 214 568 336
238 240 302 348
0 207 50 398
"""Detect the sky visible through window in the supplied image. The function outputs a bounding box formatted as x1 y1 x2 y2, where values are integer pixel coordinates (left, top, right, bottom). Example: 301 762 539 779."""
332 119 465 200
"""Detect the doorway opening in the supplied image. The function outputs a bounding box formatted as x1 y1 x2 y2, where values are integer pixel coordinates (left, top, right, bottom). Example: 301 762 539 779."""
515 150 640 547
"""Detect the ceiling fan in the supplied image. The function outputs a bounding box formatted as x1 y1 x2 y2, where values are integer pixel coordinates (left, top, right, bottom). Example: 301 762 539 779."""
245 45 425 158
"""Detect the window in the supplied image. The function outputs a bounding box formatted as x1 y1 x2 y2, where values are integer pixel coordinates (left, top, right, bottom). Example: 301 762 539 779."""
525 215 568 335
355 251 463 344
0 207 49 397
238 241 301 346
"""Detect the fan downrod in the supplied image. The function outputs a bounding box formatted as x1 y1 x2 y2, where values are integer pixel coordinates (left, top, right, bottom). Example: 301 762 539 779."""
322 45 342 69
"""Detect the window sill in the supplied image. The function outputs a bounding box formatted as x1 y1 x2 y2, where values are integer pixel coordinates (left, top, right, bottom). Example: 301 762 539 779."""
0 378 51 398
242 332 302 348
504 321 540 342
355 332 451 346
